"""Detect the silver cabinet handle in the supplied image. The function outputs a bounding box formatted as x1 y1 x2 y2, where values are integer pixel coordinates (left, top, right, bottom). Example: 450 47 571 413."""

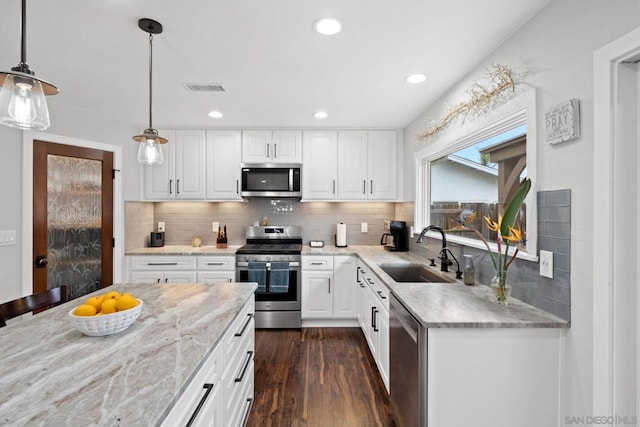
274 143 277 158
310 262 325 265
185 383 214 427
328 278 331 293
363 180 366 194
332 179 336 194
370 180 373 194
266 144 270 158
147 262 179 266
169 179 173 194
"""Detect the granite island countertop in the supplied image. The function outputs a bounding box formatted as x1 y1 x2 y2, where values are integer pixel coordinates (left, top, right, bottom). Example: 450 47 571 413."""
303 245 568 328
0 282 257 426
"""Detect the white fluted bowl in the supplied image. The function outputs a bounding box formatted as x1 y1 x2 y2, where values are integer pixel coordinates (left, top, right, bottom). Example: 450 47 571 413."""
69 300 143 336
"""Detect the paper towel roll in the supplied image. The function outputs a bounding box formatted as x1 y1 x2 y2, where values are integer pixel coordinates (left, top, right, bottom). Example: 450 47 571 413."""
336 223 347 247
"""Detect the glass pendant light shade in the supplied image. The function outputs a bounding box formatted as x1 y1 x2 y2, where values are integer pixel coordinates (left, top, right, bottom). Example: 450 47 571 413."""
134 128 167 165
0 73 50 130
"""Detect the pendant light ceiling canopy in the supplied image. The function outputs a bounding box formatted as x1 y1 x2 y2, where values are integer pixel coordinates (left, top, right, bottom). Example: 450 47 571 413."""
134 18 168 166
0 0 59 131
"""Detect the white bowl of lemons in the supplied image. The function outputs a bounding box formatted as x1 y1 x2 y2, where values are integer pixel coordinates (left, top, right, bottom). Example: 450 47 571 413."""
69 291 143 336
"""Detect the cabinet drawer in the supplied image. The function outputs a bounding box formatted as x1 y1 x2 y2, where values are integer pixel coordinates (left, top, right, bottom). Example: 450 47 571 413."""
302 255 334 270
197 271 234 283
228 363 254 427
197 256 236 271
222 299 255 366
129 256 197 271
223 326 254 417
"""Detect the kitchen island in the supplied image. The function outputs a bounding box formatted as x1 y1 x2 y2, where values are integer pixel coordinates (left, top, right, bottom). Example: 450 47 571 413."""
0 282 257 426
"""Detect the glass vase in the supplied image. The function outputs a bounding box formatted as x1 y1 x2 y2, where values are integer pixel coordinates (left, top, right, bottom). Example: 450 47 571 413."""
490 271 511 305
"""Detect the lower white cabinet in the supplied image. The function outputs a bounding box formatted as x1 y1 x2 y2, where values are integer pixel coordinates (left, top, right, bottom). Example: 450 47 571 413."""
357 260 390 391
162 298 255 427
127 255 235 284
301 255 357 320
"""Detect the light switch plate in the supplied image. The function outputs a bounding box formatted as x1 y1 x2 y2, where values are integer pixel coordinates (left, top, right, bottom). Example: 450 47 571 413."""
0 230 16 246
157 222 165 232
212 222 220 233
361 222 368 233
540 250 553 278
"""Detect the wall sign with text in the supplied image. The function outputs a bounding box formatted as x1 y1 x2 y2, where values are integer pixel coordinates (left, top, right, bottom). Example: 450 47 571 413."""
545 99 581 145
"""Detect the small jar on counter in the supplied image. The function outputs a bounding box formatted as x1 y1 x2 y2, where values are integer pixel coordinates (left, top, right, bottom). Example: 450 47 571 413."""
463 254 475 285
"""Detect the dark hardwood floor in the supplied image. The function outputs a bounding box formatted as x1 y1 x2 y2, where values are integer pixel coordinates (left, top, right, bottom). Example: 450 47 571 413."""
248 328 396 427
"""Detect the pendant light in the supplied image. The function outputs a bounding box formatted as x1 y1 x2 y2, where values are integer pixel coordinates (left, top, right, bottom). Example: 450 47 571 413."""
133 18 167 166
0 0 59 130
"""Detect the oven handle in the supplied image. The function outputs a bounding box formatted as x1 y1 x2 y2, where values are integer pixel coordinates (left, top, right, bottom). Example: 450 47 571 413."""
236 261 300 268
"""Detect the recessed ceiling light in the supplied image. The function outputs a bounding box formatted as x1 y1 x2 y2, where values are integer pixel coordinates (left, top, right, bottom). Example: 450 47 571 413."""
405 73 427 84
313 111 328 119
313 18 342 35
208 110 223 119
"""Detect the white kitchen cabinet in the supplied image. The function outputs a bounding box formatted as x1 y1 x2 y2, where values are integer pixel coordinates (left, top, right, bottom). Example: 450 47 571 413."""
241 130 301 163
337 130 397 200
301 270 334 319
197 271 235 283
130 270 196 284
206 130 242 200
375 304 390 390
333 255 357 318
144 130 206 200
162 298 254 427
302 130 338 200
127 255 197 283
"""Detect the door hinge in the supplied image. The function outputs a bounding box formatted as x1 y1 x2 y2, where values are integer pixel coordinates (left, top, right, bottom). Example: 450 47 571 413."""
112 169 120 179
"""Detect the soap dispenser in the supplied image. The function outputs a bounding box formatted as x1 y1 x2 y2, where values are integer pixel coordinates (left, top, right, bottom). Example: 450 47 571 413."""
463 254 475 286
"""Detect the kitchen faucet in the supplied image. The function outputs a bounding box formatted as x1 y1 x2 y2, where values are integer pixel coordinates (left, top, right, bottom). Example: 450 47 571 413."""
416 225 462 278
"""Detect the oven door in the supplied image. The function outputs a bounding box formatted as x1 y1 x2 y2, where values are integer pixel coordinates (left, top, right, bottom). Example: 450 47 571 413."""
236 261 301 311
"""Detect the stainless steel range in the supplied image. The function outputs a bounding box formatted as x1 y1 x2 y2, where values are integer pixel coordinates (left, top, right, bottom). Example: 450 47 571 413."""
236 225 302 328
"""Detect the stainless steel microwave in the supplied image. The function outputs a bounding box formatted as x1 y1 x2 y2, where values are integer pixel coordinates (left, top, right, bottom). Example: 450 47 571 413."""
241 164 301 198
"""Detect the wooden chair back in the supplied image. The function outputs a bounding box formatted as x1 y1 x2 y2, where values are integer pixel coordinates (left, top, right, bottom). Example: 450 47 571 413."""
0 286 68 327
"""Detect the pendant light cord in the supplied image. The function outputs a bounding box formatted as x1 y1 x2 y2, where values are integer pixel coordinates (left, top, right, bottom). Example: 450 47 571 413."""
20 0 26 65
148 32 153 129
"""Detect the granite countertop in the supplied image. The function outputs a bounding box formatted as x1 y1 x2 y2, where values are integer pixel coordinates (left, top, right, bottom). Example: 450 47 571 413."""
303 245 568 329
0 282 257 426
126 245 241 255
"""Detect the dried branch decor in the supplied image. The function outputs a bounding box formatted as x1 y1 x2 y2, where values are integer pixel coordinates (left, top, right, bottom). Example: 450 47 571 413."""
415 64 521 143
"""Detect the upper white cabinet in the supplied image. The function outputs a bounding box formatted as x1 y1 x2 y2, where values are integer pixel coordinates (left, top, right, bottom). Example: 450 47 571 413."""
144 130 206 200
241 130 302 164
337 130 397 200
302 131 338 200
205 130 242 200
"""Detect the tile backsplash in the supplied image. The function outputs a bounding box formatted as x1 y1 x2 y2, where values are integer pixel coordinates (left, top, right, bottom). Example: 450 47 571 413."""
125 200 396 249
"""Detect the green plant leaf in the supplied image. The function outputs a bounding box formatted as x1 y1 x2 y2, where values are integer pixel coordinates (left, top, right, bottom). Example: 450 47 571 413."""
500 178 531 237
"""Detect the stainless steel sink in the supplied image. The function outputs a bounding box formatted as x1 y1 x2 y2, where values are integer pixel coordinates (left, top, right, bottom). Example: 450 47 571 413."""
378 263 455 283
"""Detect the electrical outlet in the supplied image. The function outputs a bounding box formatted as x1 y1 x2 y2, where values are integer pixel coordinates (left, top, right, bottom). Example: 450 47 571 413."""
157 222 165 232
0 230 16 246
361 222 368 233
540 250 554 278
212 222 220 233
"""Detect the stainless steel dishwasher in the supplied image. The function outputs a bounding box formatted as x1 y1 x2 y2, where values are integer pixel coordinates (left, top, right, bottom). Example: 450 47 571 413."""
390 293 427 427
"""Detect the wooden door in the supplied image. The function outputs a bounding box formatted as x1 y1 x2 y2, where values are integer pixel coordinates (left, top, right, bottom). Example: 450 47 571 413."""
33 141 113 300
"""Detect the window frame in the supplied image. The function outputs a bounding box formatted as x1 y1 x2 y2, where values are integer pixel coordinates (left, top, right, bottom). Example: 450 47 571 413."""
414 88 538 261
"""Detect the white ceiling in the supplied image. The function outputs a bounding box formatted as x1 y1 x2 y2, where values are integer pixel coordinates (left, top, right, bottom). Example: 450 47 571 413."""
0 0 550 130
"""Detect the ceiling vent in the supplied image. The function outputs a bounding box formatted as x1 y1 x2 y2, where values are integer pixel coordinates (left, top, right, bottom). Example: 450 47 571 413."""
183 83 226 93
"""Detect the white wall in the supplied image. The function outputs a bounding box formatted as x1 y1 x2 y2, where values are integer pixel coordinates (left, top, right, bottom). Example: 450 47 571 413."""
0 102 138 303
403 0 640 420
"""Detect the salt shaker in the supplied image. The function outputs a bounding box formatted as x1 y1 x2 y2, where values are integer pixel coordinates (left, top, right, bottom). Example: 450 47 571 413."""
463 254 475 285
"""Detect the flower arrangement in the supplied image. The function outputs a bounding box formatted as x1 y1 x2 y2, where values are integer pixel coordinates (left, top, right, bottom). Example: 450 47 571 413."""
469 178 532 303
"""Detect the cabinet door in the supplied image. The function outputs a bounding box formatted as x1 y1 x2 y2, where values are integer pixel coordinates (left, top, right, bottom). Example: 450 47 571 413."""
302 131 338 200
197 271 234 283
377 306 390 391
175 130 206 199
241 130 272 163
130 271 163 284
333 256 357 319
206 131 242 200
301 271 334 319
367 130 397 200
366 285 378 358
337 131 368 199
272 130 302 163
164 271 197 283
357 270 368 332
144 129 175 199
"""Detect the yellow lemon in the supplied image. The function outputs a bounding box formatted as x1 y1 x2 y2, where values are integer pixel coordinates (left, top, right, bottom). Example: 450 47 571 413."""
103 291 121 300
85 296 103 312
115 294 137 311
74 304 97 316
100 298 118 314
